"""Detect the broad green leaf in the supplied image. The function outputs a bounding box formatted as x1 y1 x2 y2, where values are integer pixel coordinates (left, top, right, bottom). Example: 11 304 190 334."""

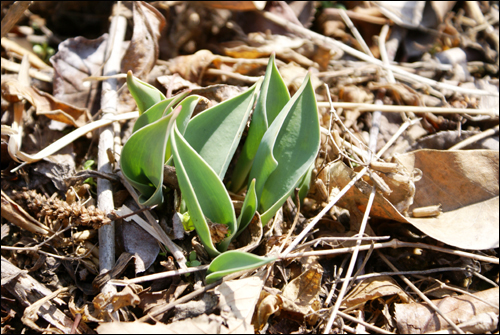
235 178 257 238
132 91 191 133
127 71 166 115
121 106 181 206
184 79 262 180
171 125 237 257
205 251 276 284
249 73 320 225
230 54 290 192
120 96 201 206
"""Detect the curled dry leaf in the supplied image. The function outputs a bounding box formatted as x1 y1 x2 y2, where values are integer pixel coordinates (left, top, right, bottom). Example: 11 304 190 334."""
50 2 165 115
342 275 412 308
253 290 283 331
222 32 324 69
108 285 141 313
281 265 323 325
168 49 216 83
121 2 166 78
50 34 108 114
116 216 160 274
1 191 50 235
317 149 499 250
397 149 499 250
216 276 264 333
395 287 499 334
233 212 263 253
1 79 90 127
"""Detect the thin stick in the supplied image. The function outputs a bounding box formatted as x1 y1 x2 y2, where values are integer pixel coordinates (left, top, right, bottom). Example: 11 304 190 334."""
109 264 209 286
1 57 53 82
296 235 391 250
316 102 497 116
323 186 376 334
260 10 498 97
118 171 188 269
449 125 499 150
6 112 138 169
325 255 349 306
378 24 395 83
282 239 499 264
378 251 465 333
336 310 392 334
337 266 471 282
97 6 127 318
280 166 369 259
424 277 499 311
339 9 373 57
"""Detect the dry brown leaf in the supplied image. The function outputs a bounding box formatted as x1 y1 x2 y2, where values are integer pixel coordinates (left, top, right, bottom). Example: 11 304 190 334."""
172 293 219 322
121 2 166 78
1 79 90 127
116 213 160 274
252 290 282 331
96 315 224 334
168 49 216 84
50 3 165 115
394 287 499 334
342 275 412 308
109 285 141 313
233 212 263 253
319 160 414 227
216 276 264 333
1 191 50 235
50 34 108 114
322 150 499 250
397 149 499 250
222 32 318 69
281 265 323 324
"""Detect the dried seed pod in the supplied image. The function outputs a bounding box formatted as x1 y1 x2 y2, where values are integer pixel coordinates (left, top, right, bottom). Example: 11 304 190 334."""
9 189 111 229
412 204 442 218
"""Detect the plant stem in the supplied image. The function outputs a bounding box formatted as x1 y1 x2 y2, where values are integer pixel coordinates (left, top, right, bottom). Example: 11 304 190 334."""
97 3 127 317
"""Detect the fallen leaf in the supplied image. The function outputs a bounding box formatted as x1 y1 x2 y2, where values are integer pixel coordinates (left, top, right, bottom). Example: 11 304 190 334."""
50 34 108 115
109 285 141 313
342 275 412 308
1 191 50 235
397 149 499 250
121 2 166 78
1 79 90 127
216 276 264 334
96 315 224 334
172 293 219 322
116 214 160 274
281 265 323 324
394 287 499 334
252 290 282 331
323 150 499 250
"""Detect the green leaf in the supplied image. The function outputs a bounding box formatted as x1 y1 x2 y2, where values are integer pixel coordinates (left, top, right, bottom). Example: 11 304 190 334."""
184 79 262 180
127 71 165 115
132 91 191 133
171 125 237 257
120 96 201 206
121 106 181 206
83 160 95 170
230 54 290 192
249 73 320 225
235 178 257 238
205 251 276 284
